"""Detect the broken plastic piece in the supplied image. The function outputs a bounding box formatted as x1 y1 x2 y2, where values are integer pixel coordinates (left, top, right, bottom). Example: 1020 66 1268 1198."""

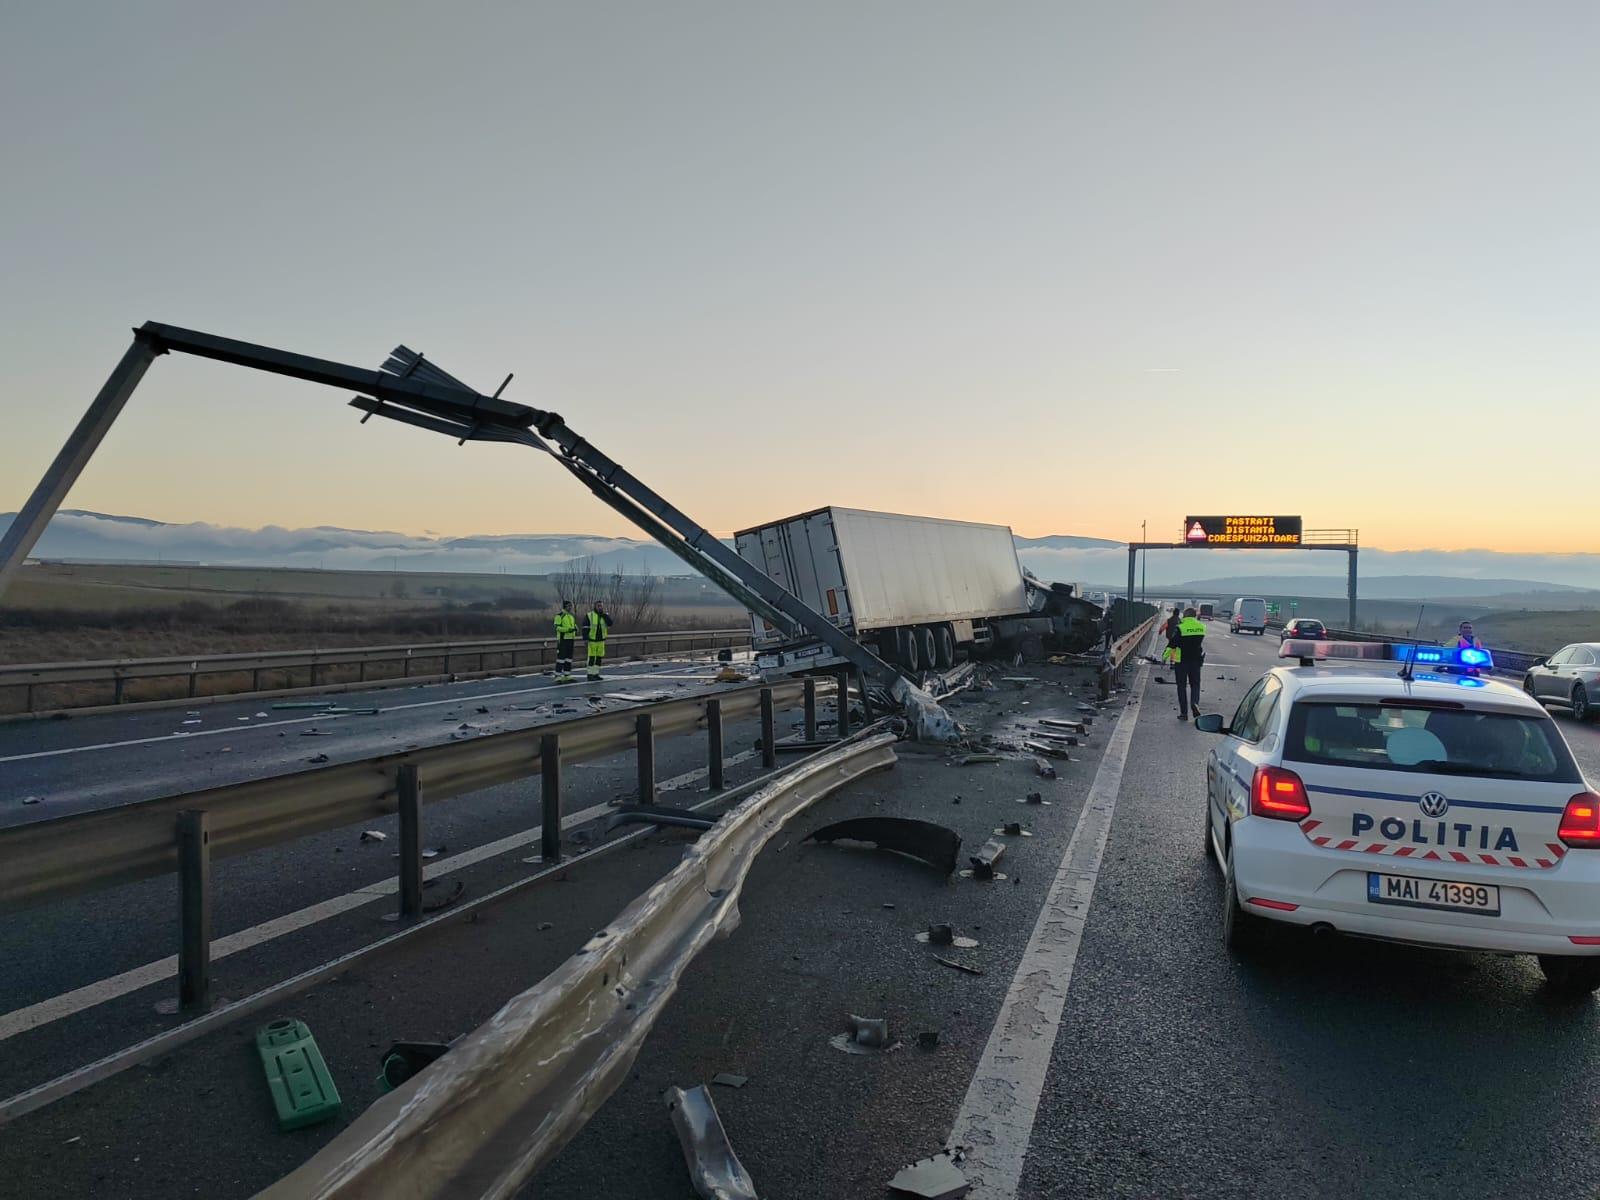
256 1020 341 1131
967 839 1006 880
378 1042 451 1092
360 830 387 843
830 1013 902 1055
888 1153 969 1198
710 1073 748 1089
805 817 962 876
665 1084 759 1200
934 955 983 977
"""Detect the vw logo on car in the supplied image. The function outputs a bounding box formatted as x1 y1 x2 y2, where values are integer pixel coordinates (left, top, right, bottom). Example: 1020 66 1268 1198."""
1418 791 1450 818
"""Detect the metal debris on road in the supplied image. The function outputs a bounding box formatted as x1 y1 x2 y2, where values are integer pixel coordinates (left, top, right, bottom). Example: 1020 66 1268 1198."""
888 1153 970 1199
964 839 1007 881
805 816 962 876
421 846 445 859
1020 790 1050 805
830 1013 901 1055
377 1042 451 1092
665 1084 759 1200
995 822 1033 837
307 753 330 764
956 754 1001 766
1025 740 1070 760
300 729 333 737
359 830 387 843
710 1073 749 1089
1033 758 1057 779
916 924 979 949
916 1031 940 1050
934 955 983 977
21 796 41 805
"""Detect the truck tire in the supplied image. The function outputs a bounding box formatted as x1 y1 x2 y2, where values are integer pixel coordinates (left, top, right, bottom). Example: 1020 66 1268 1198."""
919 627 938 672
935 624 956 669
902 627 921 672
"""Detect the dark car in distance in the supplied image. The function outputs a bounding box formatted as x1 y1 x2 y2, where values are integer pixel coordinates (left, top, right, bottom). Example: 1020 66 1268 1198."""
1278 618 1327 642
1524 642 1600 722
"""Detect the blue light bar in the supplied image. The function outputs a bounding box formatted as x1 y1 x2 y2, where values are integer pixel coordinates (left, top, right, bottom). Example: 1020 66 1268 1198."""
1278 640 1493 670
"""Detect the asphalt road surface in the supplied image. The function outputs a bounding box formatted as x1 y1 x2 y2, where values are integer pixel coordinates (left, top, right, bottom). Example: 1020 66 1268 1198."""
3 627 1599 1198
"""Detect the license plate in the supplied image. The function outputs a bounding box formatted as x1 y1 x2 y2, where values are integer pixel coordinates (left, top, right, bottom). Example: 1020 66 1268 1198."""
1367 872 1500 916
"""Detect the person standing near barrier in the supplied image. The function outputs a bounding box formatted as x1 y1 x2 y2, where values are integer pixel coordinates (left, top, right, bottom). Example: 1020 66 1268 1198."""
553 600 578 682
584 601 612 681
1171 606 1207 721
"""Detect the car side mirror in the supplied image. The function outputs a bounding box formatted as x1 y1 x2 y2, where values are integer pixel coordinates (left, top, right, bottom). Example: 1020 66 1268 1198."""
1195 713 1227 734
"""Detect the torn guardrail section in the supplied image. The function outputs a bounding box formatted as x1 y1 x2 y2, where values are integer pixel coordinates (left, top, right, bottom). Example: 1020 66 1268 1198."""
254 731 897 1200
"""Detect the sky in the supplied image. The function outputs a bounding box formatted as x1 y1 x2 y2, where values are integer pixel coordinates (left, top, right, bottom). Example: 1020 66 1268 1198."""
3 2 1597 553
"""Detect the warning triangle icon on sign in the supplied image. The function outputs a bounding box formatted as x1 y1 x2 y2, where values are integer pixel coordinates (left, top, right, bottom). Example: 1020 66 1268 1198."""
1186 522 1208 542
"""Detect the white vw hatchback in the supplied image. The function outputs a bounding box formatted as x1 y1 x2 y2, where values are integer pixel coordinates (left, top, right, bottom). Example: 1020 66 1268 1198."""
1198 640 1600 992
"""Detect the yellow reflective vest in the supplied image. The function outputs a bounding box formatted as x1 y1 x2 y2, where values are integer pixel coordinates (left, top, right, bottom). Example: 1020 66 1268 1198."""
554 611 577 638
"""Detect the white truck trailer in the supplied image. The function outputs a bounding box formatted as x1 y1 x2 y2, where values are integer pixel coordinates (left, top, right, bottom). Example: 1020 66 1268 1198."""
733 506 1044 673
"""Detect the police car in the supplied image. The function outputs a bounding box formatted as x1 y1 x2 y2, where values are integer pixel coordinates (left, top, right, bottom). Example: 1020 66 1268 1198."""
1197 639 1600 992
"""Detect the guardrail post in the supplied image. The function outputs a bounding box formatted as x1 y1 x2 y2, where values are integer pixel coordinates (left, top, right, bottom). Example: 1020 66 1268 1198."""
359 660 368 683
187 666 199 698
25 683 35 713
856 669 874 723
250 669 261 693
707 698 725 790
113 677 125 705
309 661 319 688
540 733 561 863
760 687 777 769
177 810 211 1012
835 670 851 738
803 677 817 741
403 652 412 678
636 713 656 803
398 765 423 919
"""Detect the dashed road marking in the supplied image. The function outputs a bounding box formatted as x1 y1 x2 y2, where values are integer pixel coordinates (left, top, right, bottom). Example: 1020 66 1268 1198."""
948 666 1147 1197
0 751 755 1041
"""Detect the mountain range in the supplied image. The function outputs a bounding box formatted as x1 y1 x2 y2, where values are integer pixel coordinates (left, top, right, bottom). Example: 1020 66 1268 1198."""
4 510 1599 597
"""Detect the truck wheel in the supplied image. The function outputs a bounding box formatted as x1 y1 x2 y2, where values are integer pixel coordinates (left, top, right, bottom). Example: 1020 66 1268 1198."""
935 625 956 669
919 627 938 672
901 627 921 672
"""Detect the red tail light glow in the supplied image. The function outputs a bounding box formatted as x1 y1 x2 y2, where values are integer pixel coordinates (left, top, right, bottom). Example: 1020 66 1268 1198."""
1558 792 1600 848
1251 765 1311 821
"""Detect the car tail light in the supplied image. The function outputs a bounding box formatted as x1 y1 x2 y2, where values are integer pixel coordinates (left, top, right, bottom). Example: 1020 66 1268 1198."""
1251 765 1311 820
1558 792 1600 848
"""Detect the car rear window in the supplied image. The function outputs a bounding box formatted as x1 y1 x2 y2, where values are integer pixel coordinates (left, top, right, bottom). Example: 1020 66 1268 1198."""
1283 701 1581 782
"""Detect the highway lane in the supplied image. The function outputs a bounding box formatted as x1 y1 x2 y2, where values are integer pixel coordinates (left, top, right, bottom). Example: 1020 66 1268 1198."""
0 653 756 824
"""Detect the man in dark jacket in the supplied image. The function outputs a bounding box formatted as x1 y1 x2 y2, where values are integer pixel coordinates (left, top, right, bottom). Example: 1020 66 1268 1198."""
1169 607 1207 721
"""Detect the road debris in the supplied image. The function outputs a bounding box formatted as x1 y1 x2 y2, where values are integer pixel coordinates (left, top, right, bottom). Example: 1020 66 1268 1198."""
421 880 466 912
916 1031 940 1050
359 830 387 843
1024 740 1071 760
377 1041 451 1092
307 753 330 764
830 1013 901 1055
934 955 983 977
916 924 979 949
21 796 41 805
962 839 1007 881
956 754 1001 766
256 1019 341 1131
710 1073 749 1089
805 816 962 876
665 1084 759 1200
1020 791 1050 806
995 822 1033 837
272 701 337 710
888 1153 969 1198
300 729 333 737
421 846 445 859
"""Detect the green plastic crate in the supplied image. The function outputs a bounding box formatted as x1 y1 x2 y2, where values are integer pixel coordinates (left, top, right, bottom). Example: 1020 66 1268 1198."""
256 1019 341 1131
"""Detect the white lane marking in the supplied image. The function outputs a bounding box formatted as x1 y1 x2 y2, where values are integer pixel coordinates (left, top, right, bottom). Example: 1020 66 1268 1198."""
0 751 756 1041
0 666 725 764
948 665 1147 1197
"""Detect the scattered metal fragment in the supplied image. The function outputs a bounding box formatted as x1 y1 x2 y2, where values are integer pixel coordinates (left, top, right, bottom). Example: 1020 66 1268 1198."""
916 1031 940 1051
307 753 330 764
21 796 41 806
829 1013 902 1055
1000 676 1036 684
301 729 333 737
609 805 717 833
665 1084 759 1200
934 955 983 977
360 830 387 843
888 1153 970 1198
805 817 962 876
710 1073 748 1089
1033 758 1057 780
916 924 979 949
537 922 553 931
1024 741 1071 760
995 822 1033 837
421 846 445 859
957 754 1001 766
966 839 1006 881
1021 791 1049 805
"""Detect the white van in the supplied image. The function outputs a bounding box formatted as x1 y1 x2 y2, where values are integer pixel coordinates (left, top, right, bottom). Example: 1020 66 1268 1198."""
1230 597 1268 635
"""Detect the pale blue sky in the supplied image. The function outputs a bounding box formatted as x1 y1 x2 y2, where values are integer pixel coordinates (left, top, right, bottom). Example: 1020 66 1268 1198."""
3 2 1597 550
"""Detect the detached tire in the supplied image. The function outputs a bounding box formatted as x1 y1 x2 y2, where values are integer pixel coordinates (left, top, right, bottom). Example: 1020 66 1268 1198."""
1574 685 1591 723
1539 955 1600 995
1222 842 1272 956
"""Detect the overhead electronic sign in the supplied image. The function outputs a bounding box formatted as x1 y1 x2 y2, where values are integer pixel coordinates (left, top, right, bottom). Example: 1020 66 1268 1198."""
1183 515 1302 547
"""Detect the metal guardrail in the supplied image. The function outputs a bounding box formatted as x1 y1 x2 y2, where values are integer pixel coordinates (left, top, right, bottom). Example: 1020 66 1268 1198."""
256 731 898 1200
0 629 752 713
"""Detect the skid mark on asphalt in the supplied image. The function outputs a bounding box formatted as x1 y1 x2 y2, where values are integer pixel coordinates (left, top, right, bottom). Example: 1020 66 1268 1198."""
948 664 1148 1198
0 751 756 1042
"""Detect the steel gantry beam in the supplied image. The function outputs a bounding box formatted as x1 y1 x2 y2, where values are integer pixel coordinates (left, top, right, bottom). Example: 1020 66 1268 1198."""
1124 538 1360 628
0 322 911 697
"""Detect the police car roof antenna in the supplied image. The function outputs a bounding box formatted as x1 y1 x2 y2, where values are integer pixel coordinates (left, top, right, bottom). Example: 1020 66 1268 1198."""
1398 603 1425 682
